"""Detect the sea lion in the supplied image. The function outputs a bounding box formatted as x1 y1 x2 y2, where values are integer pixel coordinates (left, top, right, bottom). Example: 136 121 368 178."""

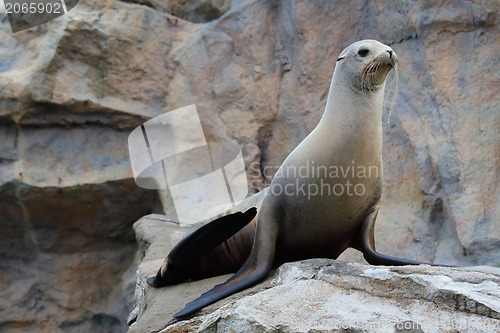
148 39 439 318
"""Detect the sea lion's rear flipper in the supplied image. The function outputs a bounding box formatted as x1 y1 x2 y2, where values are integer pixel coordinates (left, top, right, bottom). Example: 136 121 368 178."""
173 215 278 318
148 207 258 287
357 205 452 266
169 207 258 263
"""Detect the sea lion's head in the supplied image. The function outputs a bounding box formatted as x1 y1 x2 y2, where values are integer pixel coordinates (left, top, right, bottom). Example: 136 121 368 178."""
336 39 398 92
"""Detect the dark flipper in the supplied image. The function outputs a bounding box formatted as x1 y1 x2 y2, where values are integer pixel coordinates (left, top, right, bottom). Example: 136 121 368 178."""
173 209 278 318
363 245 435 266
148 207 258 287
173 256 271 318
358 205 455 267
169 207 257 263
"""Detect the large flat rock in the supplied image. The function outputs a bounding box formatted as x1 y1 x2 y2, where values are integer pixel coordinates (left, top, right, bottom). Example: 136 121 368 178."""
129 214 500 332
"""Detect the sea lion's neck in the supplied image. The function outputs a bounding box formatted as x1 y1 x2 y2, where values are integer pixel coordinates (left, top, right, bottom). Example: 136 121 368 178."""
322 68 385 126
315 70 385 163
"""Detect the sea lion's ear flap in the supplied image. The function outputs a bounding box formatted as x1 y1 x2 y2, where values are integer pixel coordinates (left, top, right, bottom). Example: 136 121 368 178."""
337 56 345 61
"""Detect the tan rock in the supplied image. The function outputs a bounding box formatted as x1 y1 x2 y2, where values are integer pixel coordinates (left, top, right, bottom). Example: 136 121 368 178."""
129 213 500 332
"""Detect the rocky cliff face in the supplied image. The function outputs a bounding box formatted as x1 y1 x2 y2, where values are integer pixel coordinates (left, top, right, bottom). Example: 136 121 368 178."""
0 0 498 332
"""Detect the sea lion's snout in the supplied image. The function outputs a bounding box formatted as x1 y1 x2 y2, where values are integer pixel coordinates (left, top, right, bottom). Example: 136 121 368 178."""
383 49 398 68
356 45 398 91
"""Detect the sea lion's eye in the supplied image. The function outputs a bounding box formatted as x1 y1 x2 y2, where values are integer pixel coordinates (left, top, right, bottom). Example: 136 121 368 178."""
358 49 369 57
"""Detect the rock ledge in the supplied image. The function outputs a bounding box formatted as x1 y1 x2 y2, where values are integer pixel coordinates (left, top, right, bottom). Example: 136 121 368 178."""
128 215 500 333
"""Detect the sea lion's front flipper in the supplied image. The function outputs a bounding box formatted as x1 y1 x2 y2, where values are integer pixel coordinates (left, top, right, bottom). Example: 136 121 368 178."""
173 213 278 318
148 207 257 287
357 205 451 266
